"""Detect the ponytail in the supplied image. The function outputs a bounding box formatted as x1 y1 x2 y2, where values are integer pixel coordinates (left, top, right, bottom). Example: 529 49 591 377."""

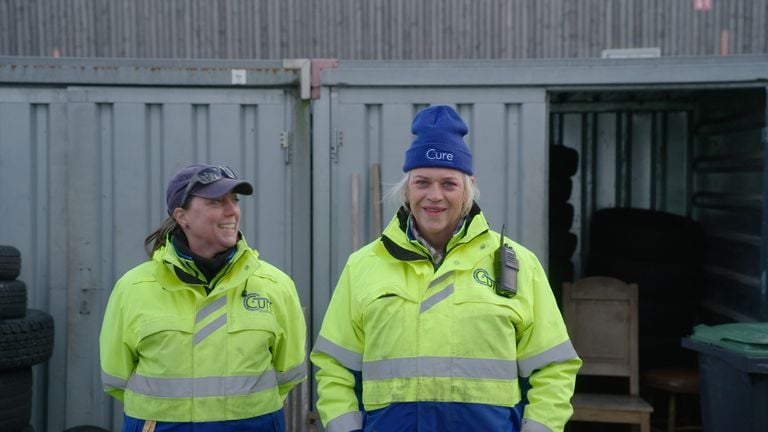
144 216 178 257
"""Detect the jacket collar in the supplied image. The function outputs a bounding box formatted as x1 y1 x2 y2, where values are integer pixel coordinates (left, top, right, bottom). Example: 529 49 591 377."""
153 232 259 292
381 202 488 262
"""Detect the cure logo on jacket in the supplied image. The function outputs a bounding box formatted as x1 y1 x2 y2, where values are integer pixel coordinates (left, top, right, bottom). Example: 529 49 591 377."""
473 268 497 290
243 292 273 313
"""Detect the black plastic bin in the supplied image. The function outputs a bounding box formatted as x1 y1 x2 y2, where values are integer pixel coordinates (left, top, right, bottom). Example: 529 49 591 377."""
682 323 768 432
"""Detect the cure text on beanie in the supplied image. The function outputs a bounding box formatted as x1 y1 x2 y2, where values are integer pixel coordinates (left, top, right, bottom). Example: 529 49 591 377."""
403 105 473 175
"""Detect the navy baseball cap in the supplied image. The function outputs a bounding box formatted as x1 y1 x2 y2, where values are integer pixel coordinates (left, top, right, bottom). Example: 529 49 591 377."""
166 163 253 214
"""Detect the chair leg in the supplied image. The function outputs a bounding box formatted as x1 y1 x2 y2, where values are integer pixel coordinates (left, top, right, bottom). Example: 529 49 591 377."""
667 393 677 432
641 417 651 432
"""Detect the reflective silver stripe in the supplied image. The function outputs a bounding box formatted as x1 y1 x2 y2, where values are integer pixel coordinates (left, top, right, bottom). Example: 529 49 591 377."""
518 340 579 377
326 411 363 432
193 313 227 345
313 335 363 371
126 370 278 397
196 296 227 324
428 271 454 289
277 362 307 385
522 418 553 432
364 356 517 380
101 369 127 391
420 284 454 314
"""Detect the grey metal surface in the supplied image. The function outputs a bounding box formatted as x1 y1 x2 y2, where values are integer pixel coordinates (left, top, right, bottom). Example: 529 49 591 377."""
0 87 68 432
311 85 548 344
0 56 298 86
321 56 768 86
2 0 767 59
0 71 309 431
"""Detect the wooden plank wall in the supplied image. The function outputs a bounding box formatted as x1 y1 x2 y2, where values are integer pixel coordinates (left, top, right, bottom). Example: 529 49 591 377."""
1 0 766 59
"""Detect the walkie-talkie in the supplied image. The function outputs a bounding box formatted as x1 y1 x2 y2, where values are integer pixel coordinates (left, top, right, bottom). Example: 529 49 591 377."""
495 224 519 298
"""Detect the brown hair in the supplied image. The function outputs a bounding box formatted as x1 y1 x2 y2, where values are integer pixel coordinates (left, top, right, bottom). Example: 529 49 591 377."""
143 216 179 257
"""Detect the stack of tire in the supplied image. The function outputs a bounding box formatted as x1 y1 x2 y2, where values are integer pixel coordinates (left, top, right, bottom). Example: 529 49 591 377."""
585 208 705 372
0 245 55 432
548 145 579 303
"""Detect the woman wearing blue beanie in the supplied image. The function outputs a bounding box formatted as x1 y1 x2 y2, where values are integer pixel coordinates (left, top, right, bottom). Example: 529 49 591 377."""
312 105 581 432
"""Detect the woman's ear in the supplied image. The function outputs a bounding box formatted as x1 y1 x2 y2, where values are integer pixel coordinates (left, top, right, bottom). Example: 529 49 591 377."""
172 207 187 227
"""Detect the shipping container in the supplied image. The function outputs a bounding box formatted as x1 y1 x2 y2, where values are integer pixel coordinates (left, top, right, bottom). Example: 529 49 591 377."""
1 54 766 431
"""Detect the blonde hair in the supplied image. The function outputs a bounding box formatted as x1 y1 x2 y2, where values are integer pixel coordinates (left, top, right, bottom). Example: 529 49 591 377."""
385 171 479 216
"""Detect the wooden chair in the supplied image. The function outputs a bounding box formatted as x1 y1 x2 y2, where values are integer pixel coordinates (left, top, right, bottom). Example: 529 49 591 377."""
563 276 653 432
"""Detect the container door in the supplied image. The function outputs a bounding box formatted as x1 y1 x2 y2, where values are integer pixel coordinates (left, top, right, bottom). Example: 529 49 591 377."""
0 87 68 432
0 84 307 431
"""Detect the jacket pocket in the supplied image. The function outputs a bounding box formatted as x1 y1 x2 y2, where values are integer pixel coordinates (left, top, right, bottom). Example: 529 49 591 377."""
227 316 278 372
135 317 194 374
452 287 522 359
360 284 419 359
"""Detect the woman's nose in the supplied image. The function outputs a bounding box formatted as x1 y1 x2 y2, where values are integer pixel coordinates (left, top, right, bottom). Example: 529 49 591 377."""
223 196 240 213
426 184 442 200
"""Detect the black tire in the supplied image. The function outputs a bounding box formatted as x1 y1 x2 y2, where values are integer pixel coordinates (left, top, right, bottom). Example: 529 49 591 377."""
549 231 578 259
0 367 33 432
550 202 575 233
588 208 705 264
0 309 55 370
550 145 579 177
0 280 27 319
0 245 21 281
585 209 705 372
549 177 573 203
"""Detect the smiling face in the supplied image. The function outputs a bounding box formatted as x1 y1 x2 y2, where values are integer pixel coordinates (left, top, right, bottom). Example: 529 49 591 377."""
406 167 470 250
173 192 241 258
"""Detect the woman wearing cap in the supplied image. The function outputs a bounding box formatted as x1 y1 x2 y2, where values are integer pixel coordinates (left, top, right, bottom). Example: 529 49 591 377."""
311 106 581 432
100 163 306 432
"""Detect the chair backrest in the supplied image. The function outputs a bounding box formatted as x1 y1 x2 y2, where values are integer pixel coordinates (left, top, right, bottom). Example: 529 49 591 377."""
563 276 640 395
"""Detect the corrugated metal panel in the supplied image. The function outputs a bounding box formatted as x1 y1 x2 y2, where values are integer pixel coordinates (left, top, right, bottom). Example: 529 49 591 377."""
0 62 310 431
311 84 548 342
2 0 767 59
0 87 69 432
692 89 766 321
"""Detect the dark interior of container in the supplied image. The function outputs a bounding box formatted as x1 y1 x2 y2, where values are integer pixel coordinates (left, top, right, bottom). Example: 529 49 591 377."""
548 86 766 431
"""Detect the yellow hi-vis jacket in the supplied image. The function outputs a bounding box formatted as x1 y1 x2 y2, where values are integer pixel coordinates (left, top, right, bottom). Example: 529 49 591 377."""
99 234 306 422
311 206 581 432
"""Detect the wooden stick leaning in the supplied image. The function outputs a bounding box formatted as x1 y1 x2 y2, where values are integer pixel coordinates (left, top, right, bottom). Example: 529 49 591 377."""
371 163 382 236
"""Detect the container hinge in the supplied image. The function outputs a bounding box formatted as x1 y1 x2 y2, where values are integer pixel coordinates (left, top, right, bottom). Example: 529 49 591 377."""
280 130 292 164
331 128 343 163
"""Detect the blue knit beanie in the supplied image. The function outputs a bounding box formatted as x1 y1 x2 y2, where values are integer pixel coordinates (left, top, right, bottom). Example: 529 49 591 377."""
403 105 473 175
